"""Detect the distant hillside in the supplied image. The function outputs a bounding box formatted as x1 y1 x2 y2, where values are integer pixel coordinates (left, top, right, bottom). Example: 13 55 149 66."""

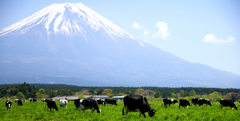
0 83 239 96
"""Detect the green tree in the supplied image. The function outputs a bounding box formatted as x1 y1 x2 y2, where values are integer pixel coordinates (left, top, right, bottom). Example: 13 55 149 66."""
16 92 25 99
102 89 113 95
171 92 176 98
134 88 145 96
180 90 185 97
189 89 196 96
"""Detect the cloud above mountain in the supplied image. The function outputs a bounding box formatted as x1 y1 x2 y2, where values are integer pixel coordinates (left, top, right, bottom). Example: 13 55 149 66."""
151 22 170 39
203 34 235 44
132 21 170 39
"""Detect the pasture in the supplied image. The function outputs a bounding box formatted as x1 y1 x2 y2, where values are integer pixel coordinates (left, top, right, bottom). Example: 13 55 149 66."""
0 100 239 121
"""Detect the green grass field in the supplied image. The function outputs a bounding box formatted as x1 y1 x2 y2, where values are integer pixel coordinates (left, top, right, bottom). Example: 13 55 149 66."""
0 100 239 121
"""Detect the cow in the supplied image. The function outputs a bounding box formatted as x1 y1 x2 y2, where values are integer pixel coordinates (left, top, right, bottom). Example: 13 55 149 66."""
45 99 59 111
32 98 37 102
42 99 47 102
162 98 178 108
6 99 12 110
122 96 155 118
79 99 101 113
96 99 106 106
191 98 199 106
105 99 117 105
29 98 37 102
179 99 190 109
74 99 80 109
59 99 68 108
14 99 20 102
17 100 23 106
220 99 237 110
198 98 212 106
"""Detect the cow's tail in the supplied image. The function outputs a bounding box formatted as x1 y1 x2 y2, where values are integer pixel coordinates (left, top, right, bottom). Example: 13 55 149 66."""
122 107 125 115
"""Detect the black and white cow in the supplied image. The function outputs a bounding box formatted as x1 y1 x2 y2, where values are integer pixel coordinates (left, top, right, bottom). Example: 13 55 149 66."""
191 98 199 105
17 100 23 106
79 99 101 113
46 99 59 111
6 99 12 110
96 99 106 106
14 99 20 102
59 99 68 108
122 96 155 118
162 98 178 108
220 99 237 110
179 99 190 109
198 98 212 106
74 99 80 109
30 98 37 102
105 99 117 105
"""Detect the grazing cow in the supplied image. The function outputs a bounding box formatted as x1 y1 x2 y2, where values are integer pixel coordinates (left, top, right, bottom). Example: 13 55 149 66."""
42 99 47 102
45 99 59 111
122 96 155 118
79 99 101 113
191 98 199 105
29 98 37 102
198 98 212 106
220 99 237 110
32 98 37 102
96 99 106 106
17 100 23 106
162 98 178 108
179 99 190 109
14 99 20 102
74 99 80 109
6 99 12 110
105 99 117 105
59 99 68 108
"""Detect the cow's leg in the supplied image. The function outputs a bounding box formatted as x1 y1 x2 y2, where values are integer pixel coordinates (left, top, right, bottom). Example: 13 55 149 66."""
124 106 129 117
138 111 141 118
122 107 125 115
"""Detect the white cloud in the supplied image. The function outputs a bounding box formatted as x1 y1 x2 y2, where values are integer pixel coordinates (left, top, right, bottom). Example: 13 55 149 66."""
132 22 144 30
203 34 235 44
151 22 170 39
144 30 151 36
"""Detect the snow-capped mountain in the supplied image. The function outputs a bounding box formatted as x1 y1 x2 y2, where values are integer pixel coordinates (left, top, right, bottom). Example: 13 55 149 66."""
0 3 135 40
0 3 239 87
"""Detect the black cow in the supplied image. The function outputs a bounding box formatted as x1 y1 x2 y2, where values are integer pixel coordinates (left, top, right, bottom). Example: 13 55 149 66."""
30 98 37 102
220 99 237 110
46 99 59 111
179 99 190 109
105 99 117 105
162 98 178 108
6 99 12 110
17 100 23 106
74 99 80 109
79 99 101 113
96 99 106 106
122 96 155 118
191 98 199 105
33 98 37 102
198 98 212 106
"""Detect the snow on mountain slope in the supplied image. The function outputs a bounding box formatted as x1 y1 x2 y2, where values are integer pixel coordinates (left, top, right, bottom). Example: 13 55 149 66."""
0 3 135 41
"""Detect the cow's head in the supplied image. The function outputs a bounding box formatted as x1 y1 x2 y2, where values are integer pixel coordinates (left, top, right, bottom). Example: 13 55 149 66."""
97 109 101 113
234 105 237 110
148 109 155 117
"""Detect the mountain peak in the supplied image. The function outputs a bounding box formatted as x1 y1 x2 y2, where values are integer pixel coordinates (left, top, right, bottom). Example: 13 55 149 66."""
0 3 135 40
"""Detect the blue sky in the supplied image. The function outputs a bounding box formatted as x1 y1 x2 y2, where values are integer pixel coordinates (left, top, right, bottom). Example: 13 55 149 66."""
0 0 240 75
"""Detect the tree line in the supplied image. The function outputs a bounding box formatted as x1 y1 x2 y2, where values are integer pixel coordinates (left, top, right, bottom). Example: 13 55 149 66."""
0 82 239 102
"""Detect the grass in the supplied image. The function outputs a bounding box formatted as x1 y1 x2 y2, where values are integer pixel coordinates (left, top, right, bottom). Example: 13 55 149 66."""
0 100 239 121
